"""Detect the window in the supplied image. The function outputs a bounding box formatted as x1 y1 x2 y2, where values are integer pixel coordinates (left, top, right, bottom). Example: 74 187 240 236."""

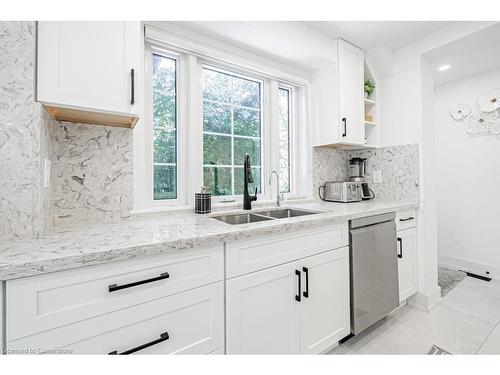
152 53 177 200
202 67 262 196
141 31 309 210
278 88 291 193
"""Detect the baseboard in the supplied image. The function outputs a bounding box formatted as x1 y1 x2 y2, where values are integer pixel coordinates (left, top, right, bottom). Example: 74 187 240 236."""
407 287 442 312
439 253 498 280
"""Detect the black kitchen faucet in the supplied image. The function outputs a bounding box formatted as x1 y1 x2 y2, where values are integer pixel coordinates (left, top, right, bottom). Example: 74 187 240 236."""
243 153 257 210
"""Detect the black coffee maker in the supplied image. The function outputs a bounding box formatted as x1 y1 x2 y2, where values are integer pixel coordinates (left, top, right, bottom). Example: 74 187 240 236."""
349 157 375 200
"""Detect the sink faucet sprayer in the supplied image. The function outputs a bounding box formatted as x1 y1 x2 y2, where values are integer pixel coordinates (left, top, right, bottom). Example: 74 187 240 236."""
269 171 281 207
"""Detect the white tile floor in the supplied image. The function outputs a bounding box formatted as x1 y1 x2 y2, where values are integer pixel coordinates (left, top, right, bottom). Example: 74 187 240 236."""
328 276 500 355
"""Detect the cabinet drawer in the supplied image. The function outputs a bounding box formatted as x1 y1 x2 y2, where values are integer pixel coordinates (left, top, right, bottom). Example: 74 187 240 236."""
6 245 223 341
226 223 348 278
7 282 224 354
396 209 417 231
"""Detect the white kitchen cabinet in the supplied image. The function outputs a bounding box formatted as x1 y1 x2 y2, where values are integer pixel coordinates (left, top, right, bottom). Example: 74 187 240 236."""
337 39 365 145
8 282 224 355
226 261 300 354
397 227 418 302
299 247 350 354
226 247 350 354
311 39 366 148
37 21 141 128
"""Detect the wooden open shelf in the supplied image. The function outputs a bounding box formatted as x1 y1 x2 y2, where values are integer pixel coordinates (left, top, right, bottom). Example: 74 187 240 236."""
45 105 139 129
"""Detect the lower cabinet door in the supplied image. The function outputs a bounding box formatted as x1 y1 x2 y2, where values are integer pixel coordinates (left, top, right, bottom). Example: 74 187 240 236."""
226 262 300 354
299 247 350 354
7 282 224 355
397 227 418 301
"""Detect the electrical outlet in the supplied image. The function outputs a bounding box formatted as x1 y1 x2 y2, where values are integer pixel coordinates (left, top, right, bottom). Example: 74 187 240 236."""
43 158 51 188
373 170 382 184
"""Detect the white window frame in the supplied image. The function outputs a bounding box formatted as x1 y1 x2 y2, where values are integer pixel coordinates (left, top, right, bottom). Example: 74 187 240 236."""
137 25 311 211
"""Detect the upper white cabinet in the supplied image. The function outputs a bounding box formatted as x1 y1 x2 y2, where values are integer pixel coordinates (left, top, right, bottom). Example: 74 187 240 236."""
337 39 365 145
311 39 378 148
37 21 141 128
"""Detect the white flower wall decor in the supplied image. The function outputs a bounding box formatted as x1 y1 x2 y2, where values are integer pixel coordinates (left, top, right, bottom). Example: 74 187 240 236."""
450 89 500 136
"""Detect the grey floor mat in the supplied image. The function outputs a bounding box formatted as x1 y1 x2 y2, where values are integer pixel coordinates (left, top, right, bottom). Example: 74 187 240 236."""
438 266 466 297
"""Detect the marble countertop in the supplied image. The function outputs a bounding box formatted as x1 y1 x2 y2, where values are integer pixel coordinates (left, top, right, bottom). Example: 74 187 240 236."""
0 199 418 281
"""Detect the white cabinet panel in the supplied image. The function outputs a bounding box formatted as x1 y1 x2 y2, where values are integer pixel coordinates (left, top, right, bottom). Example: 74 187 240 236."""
226 261 300 354
8 282 224 355
7 245 223 341
397 227 418 301
37 21 140 116
300 247 350 354
226 223 348 278
396 209 417 231
226 246 350 354
338 39 365 145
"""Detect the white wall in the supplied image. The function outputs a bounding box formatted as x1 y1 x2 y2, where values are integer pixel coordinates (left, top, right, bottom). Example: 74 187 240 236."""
435 68 500 278
375 21 497 309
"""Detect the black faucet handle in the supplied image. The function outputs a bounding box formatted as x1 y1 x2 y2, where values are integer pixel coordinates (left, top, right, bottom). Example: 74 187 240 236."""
253 187 258 200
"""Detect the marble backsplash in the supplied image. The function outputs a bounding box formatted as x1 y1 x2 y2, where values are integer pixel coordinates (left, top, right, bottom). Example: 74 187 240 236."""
0 21 134 241
312 143 420 202
0 21 43 241
49 122 133 226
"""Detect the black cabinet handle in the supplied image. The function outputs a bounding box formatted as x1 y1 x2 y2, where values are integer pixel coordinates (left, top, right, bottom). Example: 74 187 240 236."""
399 217 414 222
295 270 301 302
108 272 169 292
342 117 347 137
109 332 169 355
397 237 403 258
302 267 309 298
130 68 135 105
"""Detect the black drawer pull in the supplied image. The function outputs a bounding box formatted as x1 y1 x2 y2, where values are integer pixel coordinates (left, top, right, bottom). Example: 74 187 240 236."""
399 217 414 222
397 237 403 259
342 117 347 137
130 68 135 105
109 332 169 355
108 272 169 292
295 269 301 302
303 267 309 298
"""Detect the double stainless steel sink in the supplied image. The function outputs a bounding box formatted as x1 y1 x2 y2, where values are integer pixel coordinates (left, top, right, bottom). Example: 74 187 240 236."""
211 208 318 225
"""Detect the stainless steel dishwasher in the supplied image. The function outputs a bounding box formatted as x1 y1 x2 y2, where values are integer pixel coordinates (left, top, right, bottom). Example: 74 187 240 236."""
349 212 399 335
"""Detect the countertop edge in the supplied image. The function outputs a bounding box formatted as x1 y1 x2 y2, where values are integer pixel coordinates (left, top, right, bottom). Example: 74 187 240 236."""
0 201 418 281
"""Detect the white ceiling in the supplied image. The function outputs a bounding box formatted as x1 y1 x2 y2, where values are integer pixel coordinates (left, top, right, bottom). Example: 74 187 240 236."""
424 23 500 86
305 21 454 50
170 21 455 72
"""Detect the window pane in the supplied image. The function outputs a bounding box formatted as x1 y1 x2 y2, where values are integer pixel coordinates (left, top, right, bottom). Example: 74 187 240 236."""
154 165 177 200
203 69 231 103
232 77 260 108
153 54 176 93
234 167 261 195
278 88 290 193
203 134 231 165
154 129 176 164
203 102 231 134
203 166 232 196
202 67 262 196
234 137 260 166
152 54 177 200
234 108 260 137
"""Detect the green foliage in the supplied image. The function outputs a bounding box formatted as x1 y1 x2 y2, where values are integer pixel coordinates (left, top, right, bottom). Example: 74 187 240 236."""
364 79 375 97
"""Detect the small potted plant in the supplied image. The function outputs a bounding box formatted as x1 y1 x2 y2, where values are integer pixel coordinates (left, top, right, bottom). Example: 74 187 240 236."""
364 79 375 99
